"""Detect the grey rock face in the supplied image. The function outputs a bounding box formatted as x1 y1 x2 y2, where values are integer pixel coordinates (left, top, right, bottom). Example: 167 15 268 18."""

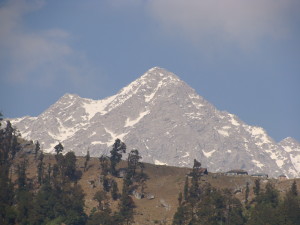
10 67 300 177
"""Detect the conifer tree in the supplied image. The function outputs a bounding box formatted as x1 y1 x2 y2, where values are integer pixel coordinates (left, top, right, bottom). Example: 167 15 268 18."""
291 180 298 196
37 151 45 185
0 120 20 224
110 139 126 176
127 149 141 179
84 150 90 172
16 158 33 225
99 155 110 176
111 180 119 200
34 141 40 160
245 182 250 205
54 142 64 156
253 179 260 197
183 176 189 201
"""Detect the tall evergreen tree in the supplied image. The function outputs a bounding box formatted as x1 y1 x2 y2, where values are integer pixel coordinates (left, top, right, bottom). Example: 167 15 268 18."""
183 176 189 201
0 121 20 224
84 150 90 172
34 141 40 160
54 142 64 156
245 182 250 205
15 158 33 225
110 139 126 176
127 149 141 179
253 179 261 197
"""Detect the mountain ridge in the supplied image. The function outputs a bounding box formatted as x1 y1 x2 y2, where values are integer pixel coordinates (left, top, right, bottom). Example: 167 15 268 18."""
9 67 300 178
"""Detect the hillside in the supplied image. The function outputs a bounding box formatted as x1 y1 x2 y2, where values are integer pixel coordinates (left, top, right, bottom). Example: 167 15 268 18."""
13 147 300 225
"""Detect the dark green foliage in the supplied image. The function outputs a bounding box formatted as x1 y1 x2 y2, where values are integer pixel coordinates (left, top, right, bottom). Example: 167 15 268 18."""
184 176 189 201
117 192 135 225
277 181 300 225
111 179 119 200
15 157 33 225
30 167 87 225
172 205 190 225
127 149 141 179
87 211 114 225
99 155 110 176
64 151 78 181
291 180 298 196
16 158 28 190
253 179 260 197
94 190 110 212
245 182 250 204
54 142 64 155
110 139 126 176
103 176 111 192
178 192 183 206
0 120 20 225
34 141 40 159
84 150 90 172
37 152 45 185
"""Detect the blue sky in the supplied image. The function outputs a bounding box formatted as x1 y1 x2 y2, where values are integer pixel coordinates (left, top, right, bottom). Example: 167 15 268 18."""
0 0 299 142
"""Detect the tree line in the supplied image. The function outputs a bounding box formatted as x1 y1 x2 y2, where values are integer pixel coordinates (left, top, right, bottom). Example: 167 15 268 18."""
172 160 300 225
0 117 147 225
1 115 300 225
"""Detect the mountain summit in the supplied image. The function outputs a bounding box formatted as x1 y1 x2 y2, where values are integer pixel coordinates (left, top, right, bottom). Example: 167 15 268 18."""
11 67 300 177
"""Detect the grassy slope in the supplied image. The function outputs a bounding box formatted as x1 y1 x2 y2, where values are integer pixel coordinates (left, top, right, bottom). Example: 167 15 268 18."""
13 148 300 225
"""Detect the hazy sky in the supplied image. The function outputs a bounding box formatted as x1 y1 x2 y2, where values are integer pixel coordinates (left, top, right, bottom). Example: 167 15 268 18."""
0 0 299 142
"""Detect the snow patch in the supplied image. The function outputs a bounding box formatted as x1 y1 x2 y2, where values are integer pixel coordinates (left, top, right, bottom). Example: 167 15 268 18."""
182 152 190 158
218 129 229 137
185 112 202 120
105 128 128 147
188 93 200 100
145 80 164 102
203 149 216 158
229 114 239 126
154 159 168 165
282 146 293 153
83 95 116 119
252 159 264 169
276 159 284 168
91 141 106 145
125 110 150 127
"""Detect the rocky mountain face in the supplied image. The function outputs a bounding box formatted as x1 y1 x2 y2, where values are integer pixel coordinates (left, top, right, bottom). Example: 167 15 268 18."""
10 67 300 178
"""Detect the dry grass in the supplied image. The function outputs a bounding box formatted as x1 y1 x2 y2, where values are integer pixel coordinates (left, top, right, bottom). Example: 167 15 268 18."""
12 150 300 225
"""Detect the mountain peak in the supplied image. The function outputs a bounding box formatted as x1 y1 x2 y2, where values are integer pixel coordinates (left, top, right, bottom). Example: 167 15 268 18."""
10 68 300 178
142 67 181 81
61 93 80 101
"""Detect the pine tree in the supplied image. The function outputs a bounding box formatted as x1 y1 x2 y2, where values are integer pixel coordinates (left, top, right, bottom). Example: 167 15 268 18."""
15 158 33 224
245 182 250 205
111 180 119 200
99 155 110 176
253 179 260 197
54 142 64 156
84 150 90 172
0 120 20 224
291 180 298 196
183 176 189 201
64 151 78 181
127 149 141 179
110 139 126 176
34 141 40 160
37 151 45 185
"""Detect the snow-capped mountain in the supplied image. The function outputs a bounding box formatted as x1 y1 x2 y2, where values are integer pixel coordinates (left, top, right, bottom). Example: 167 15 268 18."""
10 67 300 177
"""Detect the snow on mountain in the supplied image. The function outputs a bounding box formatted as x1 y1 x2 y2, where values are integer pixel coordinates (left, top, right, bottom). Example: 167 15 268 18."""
9 67 300 177
279 138 300 173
